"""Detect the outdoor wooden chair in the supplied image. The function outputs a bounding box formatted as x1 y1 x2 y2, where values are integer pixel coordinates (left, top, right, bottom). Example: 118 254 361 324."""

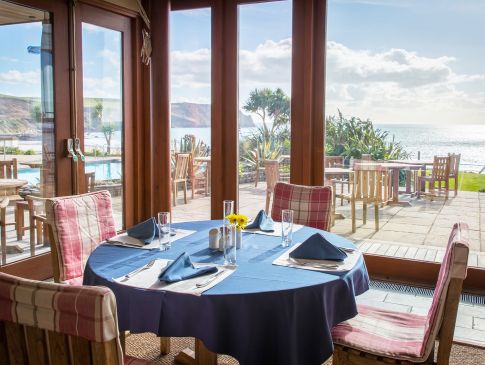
0 197 9 265
332 164 384 233
172 153 191 206
85 171 96 192
325 156 348 205
331 222 470 365
263 159 280 214
448 153 461 197
0 272 158 365
271 182 333 231
189 154 208 198
26 195 47 256
0 158 18 179
417 156 450 200
361 154 372 161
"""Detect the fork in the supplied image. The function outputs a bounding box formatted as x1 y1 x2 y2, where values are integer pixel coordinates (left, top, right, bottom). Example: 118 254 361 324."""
288 258 339 269
121 260 156 281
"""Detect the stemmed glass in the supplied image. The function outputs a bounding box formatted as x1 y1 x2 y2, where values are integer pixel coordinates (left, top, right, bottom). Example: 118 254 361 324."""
158 212 171 251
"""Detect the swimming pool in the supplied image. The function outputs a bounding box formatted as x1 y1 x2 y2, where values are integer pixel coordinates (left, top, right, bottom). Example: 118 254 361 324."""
18 160 122 185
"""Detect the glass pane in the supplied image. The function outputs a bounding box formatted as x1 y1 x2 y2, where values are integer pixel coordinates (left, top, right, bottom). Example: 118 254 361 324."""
238 1 292 219
170 8 211 222
0 1 55 265
326 0 485 267
81 23 123 230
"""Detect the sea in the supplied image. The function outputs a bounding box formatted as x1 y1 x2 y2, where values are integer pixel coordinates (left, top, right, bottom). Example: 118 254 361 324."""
13 124 485 173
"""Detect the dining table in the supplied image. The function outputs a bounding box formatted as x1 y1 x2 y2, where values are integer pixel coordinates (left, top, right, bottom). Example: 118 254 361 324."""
83 220 369 365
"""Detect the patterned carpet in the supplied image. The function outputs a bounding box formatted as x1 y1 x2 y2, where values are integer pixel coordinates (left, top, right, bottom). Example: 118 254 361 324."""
126 333 485 365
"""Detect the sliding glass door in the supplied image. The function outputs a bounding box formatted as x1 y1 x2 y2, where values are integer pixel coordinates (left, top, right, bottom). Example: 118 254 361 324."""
76 3 133 230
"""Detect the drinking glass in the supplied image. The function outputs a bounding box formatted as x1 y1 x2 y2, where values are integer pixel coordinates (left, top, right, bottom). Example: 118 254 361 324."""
158 212 171 251
223 200 234 223
281 209 294 247
223 225 237 266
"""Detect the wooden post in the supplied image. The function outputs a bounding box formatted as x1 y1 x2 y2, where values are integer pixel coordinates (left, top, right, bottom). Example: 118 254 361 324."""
290 0 327 186
211 0 239 218
150 0 172 215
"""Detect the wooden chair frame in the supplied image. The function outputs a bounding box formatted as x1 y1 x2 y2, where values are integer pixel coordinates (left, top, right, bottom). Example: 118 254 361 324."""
417 156 451 200
332 276 464 365
264 159 280 214
448 153 461 197
172 153 191 206
0 158 18 179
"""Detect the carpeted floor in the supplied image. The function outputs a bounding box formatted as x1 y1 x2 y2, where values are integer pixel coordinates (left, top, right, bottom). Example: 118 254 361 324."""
126 333 485 365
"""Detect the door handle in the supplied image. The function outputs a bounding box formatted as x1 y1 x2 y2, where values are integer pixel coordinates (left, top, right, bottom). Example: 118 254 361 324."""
66 138 78 162
74 138 85 162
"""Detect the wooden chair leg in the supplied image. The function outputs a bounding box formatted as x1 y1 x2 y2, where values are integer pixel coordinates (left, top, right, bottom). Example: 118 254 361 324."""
15 205 22 241
374 201 379 231
255 168 259 188
362 203 367 225
265 191 271 215
36 221 43 245
119 331 126 354
173 182 177 207
160 336 170 355
454 176 458 196
183 181 187 204
351 199 356 233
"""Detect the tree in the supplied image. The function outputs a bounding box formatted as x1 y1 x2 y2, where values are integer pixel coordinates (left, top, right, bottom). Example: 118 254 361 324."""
243 88 290 140
102 122 117 155
31 103 42 124
91 101 103 130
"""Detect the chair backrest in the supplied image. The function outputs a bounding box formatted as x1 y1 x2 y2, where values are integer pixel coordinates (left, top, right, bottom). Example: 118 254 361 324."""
271 182 333 231
351 164 385 202
0 272 123 365
0 158 17 179
420 222 469 361
361 154 372 161
431 155 450 181
448 153 461 176
85 172 96 192
264 159 280 193
324 156 344 168
173 153 191 180
45 191 117 285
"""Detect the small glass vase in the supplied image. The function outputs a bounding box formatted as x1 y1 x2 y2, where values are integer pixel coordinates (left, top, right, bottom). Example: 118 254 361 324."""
236 229 242 249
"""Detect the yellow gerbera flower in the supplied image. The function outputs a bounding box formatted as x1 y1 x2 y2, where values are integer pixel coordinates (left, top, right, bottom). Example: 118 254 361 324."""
226 214 237 225
237 214 248 229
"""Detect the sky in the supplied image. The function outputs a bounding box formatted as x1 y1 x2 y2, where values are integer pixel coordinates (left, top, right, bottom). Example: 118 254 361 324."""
1 0 485 124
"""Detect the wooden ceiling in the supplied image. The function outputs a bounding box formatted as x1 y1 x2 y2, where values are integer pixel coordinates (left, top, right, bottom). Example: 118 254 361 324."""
0 1 46 26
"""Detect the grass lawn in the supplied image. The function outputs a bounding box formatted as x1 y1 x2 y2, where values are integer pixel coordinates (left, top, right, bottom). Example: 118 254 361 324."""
451 172 485 192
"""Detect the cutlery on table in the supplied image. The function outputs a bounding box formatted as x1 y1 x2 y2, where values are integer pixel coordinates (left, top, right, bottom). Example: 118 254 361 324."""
288 258 339 269
121 260 156 281
195 269 226 288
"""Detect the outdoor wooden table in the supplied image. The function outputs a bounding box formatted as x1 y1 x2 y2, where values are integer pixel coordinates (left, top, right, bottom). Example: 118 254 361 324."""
0 178 28 260
358 162 423 206
387 159 433 194
194 156 211 195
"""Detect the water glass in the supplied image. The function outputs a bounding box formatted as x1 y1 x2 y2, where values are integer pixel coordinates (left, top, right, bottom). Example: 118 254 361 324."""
158 212 171 251
281 209 294 247
223 225 237 266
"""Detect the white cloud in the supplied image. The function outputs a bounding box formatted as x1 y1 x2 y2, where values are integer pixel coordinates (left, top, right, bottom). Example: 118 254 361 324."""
0 70 40 85
83 76 121 99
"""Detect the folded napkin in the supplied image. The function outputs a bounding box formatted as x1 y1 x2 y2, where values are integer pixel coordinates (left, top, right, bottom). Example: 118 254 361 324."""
159 252 218 283
127 218 159 245
245 210 275 232
289 233 348 261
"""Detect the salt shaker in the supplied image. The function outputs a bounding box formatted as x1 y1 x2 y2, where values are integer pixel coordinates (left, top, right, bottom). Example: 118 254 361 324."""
209 228 219 249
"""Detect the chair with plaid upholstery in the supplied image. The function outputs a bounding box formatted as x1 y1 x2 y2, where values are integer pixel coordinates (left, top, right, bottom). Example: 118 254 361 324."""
331 222 470 365
271 182 333 231
0 272 156 365
45 190 117 285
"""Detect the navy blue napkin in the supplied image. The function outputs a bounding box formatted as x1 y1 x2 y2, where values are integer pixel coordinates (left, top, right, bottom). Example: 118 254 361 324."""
245 210 275 232
159 252 218 283
289 233 348 261
127 217 158 245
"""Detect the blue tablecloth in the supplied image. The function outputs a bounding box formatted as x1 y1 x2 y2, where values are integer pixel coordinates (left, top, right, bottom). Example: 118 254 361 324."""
84 220 369 365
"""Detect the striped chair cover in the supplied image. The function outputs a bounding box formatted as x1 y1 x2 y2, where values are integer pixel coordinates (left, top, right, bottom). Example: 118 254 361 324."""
46 191 117 285
331 222 469 362
271 182 333 231
0 272 156 365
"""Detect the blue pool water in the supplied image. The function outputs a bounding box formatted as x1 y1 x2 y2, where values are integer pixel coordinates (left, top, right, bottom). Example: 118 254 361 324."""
18 160 122 185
